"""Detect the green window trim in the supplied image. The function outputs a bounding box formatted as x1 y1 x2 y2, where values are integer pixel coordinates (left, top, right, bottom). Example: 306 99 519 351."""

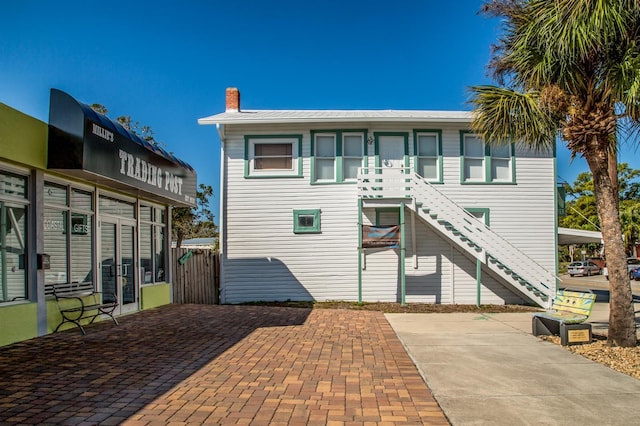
465 207 490 227
293 209 321 233
310 129 368 184
413 129 443 183
244 134 303 179
459 130 516 185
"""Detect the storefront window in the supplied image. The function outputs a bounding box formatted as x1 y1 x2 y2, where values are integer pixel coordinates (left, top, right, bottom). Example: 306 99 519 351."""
71 214 92 283
0 171 28 303
43 207 67 284
155 225 165 282
140 204 166 284
44 182 94 287
140 223 153 283
99 196 135 218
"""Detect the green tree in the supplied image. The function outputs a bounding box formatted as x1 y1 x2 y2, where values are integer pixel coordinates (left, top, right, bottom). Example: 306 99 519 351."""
469 0 640 346
172 184 217 248
562 164 640 253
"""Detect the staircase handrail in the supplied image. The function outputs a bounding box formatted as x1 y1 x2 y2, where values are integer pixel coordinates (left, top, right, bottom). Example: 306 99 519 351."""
408 172 558 293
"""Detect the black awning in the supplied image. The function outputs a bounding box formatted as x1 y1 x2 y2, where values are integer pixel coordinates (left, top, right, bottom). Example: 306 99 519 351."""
47 89 196 207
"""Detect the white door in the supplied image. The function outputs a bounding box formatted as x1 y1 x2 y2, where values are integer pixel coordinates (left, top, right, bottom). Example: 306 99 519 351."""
377 135 406 168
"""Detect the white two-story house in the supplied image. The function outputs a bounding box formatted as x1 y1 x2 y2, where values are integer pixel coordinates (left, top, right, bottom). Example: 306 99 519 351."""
199 88 558 307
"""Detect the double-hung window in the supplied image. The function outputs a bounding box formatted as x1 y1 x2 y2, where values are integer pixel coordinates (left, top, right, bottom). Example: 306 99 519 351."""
342 134 364 181
414 130 442 182
315 135 336 181
311 130 365 183
461 132 514 183
490 144 512 181
245 135 302 178
462 134 486 182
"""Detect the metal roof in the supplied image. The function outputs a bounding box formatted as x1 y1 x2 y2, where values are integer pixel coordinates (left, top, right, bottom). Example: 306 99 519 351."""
198 109 474 125
558 227 603 245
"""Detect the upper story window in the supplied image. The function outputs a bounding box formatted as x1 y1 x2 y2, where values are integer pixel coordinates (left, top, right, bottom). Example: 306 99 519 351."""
413 130 442 183
311 130 366 184
315 135 336 181
255 143 292 170
460 131 515 184
245 135 302 178
490 144 512 181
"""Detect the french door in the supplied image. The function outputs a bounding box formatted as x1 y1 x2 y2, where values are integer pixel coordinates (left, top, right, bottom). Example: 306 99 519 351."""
100 218 137 315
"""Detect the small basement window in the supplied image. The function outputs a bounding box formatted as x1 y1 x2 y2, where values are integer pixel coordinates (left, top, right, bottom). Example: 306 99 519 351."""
293 209 321 233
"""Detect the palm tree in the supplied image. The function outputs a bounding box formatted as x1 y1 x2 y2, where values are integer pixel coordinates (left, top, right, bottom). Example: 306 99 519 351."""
470 0 640 347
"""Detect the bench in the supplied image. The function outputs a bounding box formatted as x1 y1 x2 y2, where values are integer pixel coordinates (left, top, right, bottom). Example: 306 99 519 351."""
51 282 119 335
532 289 596 345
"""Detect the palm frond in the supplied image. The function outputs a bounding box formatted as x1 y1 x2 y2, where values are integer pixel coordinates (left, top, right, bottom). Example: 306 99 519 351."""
469 85 557 151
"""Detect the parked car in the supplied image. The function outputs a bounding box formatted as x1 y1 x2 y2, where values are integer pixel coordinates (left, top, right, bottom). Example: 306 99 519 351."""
567 261 602 277
603 258 640 280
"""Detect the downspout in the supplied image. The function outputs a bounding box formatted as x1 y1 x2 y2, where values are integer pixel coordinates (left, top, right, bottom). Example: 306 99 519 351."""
400 202 406 306
411 204 417 269
216 123 226 304
358 198 363 304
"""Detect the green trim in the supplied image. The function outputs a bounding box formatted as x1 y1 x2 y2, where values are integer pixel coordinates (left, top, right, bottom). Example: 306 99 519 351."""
244 134 303 179
476 258 482 307
358 198 363 304
413 129 443 183
244 175 305 179
460 130 516 184
465 207 490 226
293 209 321 234
310 129 368 184
374 132 410 169
400 203 406 306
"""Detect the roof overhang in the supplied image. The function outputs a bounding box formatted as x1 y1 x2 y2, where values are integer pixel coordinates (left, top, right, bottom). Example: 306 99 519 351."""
558 227 603 245
47 89 197 207
198 110 474 126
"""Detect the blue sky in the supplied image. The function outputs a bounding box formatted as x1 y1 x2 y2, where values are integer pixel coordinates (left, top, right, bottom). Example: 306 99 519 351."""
1 1 638 222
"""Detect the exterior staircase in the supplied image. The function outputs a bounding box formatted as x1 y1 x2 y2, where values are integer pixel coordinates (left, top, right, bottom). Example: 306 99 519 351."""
358 168 556 308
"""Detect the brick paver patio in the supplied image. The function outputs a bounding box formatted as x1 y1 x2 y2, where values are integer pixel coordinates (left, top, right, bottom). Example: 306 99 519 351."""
0 304 448 425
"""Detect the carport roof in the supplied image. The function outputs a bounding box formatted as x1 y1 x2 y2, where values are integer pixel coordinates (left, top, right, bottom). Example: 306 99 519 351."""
558 227 603 245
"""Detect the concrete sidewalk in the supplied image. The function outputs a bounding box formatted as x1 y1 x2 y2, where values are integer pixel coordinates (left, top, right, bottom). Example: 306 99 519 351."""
386 306 640 426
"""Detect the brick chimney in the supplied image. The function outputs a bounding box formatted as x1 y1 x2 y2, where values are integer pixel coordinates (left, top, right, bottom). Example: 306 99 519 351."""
226 87 240 112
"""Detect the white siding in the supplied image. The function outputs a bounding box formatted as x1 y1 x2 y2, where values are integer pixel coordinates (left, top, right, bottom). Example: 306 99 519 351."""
222 126 361 303
220 122 556 305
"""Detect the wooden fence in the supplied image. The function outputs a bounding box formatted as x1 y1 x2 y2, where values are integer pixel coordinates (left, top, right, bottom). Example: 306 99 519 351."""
171 248 220 304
